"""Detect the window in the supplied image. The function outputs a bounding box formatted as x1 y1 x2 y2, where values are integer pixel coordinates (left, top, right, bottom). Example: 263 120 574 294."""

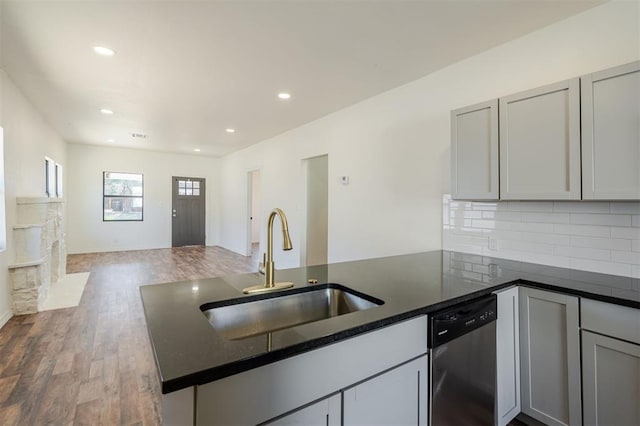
45 157 55 197
177 179 201 196
44 157 63 198
103 171 143 221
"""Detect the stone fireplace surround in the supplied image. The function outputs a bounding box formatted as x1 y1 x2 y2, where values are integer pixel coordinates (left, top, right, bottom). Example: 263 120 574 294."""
8 197 66 314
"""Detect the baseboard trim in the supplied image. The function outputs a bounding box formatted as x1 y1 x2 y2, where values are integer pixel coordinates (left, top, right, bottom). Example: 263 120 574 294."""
0 309 13 330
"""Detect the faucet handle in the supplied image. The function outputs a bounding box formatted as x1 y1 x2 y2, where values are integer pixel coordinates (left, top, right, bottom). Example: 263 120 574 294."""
258 252 266 275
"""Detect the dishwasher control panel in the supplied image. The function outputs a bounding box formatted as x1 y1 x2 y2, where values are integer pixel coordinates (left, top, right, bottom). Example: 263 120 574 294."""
429 294 497 348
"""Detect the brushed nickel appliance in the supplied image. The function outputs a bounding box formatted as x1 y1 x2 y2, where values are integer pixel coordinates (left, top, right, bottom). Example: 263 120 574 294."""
429 295 497 426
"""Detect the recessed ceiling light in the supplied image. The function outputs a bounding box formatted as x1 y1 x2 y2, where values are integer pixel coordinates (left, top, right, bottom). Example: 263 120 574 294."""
193 148 201 152
225 128 235 133
277 92 291 100
107 139 115 143
93 46 115 56
100 108 113 115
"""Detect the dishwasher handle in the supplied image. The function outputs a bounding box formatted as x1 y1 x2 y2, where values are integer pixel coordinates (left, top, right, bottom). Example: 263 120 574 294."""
429 294 497 348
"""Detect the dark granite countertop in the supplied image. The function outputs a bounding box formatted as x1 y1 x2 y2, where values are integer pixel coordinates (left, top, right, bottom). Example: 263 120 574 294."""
140 250 639 394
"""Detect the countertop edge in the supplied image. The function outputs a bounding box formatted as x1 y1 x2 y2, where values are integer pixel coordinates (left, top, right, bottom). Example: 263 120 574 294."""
156 277 638 394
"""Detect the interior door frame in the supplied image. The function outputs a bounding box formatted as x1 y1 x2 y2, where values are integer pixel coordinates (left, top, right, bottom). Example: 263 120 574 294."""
300 154 328 266
246 169 261 256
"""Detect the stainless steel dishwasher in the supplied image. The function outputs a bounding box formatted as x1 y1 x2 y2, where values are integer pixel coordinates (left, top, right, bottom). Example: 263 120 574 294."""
429 294 497 426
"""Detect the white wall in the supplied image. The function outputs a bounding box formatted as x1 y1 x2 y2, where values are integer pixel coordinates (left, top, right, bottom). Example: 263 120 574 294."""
0 69 68 326
216 1 640 269
66 143 219 253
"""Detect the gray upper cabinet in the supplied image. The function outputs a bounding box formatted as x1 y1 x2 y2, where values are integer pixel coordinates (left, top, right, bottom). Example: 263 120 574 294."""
451 99 499 200
500 79 581 200
581 61 640 200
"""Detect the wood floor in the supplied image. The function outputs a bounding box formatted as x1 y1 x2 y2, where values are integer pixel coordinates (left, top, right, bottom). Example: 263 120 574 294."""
0 245 259 425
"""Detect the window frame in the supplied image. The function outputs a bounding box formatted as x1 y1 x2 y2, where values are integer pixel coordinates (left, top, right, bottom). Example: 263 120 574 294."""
102 171 144 222
55 163 63 198
45 157 56 197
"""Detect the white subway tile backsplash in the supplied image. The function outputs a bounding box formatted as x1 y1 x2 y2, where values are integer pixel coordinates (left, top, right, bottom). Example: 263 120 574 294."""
472 264 490 275
448 200 473 209
571 236 631 251
571 213 632 227
555 246 611 261
471 219 498 229
449 210 482 219
522 212 571 224
522 232 572 245
512 222 555 233
610 202 640 214
612 251 640 264
443 195 640 279
611 227 640 239
451 226 486 235
569 258 632 277
470 202 509 211
553 201 610 214
481 211 522 221
501 240 555 255
554 224 611 238
507 201 554 212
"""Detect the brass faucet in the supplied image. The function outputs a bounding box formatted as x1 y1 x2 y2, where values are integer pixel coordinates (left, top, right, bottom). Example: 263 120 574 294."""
243 208 294 294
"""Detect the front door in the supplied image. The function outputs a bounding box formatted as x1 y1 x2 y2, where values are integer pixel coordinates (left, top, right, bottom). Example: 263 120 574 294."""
172 176 206 247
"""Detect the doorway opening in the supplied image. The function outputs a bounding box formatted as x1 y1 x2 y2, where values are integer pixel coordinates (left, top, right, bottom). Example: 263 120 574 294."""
171 176 206 247
247 169 262 258
301 154 328 266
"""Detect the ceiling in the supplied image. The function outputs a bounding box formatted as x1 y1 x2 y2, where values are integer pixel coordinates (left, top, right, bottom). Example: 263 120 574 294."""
0 0 603 157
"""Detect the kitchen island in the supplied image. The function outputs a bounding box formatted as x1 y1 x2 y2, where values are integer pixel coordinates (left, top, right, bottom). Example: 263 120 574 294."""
140 250 639 425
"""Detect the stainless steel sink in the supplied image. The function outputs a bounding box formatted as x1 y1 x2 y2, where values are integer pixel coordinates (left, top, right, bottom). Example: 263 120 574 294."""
201 284 384 340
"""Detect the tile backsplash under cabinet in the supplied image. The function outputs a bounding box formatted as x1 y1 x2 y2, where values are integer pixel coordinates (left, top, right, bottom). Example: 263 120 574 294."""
442 195 640 278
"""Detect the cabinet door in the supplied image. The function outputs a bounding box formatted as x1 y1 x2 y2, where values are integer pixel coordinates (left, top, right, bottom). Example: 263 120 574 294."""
581 61 640 200
582 331 640 426
451 99 499 200
495 287 520 426
266 394 340 426
499 79 581 200
519 287 581 426
343 355 427 426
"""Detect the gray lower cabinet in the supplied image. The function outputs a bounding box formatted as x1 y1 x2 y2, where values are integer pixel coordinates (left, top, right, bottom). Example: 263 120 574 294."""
519 287 581 426
343 355 428 426
495 286 520 426
499 79 581 200
581 331 640 426
580 298 640 426
162 317 428 425
267 394 341 426
581 61 640 200
450 99 499 200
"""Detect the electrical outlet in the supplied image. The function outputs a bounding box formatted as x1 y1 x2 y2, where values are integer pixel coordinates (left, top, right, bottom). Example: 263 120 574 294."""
488 236 498 251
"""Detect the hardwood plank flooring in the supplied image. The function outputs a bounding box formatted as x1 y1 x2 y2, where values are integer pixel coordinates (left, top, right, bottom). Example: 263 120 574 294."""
0 245 259 425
